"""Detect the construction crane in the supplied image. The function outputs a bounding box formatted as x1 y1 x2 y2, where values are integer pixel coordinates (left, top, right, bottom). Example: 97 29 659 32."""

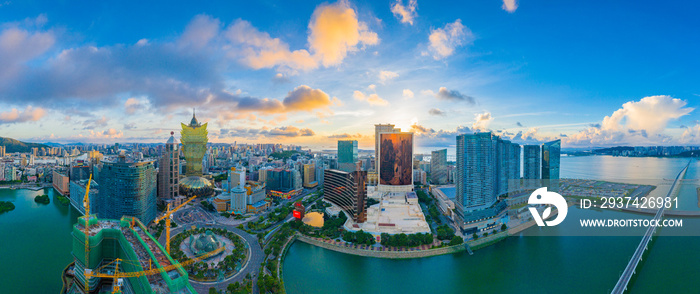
154 195 197 254
87 246 225 294
82 174 93 294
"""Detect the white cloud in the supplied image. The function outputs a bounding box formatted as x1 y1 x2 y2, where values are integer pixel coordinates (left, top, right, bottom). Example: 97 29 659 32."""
403 89 414 99
680 124 700 144
378 70 399 83
391 0 418 25
178 14 220 49
427 19 473 60
472 112 493 131
502 0 518 13
0 24 55 78
0 106 46 124
368 84 376 90
353 90 389 106
124 97 147 115
225 1 378 73
566 95 694 146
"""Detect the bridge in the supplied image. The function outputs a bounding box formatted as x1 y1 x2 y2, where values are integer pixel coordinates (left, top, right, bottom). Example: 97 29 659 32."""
611 160 690 294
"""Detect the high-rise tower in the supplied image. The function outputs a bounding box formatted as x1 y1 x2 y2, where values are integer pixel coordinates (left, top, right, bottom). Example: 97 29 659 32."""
158 132 180 204
542 139 561 192
179 110 214 197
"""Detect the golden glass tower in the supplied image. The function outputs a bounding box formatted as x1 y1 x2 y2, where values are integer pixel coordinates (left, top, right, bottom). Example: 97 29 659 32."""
178 110 214 197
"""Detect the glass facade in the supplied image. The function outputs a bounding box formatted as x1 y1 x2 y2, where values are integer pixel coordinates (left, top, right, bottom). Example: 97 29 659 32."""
323 169 367 223
337 140 358 173
430 149 448 184
542 139 561 192
97 157 157 225
455 132 518 228
379 132 413 186
523 145 541 188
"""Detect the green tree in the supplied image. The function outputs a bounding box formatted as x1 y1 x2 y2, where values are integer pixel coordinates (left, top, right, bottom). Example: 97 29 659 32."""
448 236 464 246
501 223 507 232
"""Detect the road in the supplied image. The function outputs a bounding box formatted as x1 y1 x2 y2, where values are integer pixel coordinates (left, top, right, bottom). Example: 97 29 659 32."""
161 220 264 294
157 187 320 293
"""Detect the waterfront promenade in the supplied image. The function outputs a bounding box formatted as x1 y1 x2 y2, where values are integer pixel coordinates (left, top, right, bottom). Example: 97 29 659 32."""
295 234 469 259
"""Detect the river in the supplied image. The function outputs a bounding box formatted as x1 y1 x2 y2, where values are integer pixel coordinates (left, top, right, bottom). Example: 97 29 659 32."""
283 156 700 294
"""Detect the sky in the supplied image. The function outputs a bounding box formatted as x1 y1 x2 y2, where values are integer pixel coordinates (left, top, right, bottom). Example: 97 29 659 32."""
0 0 698 150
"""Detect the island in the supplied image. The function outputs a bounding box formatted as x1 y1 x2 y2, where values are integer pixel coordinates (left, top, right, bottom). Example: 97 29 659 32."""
34 194 50 204
56 194 70 206
0 201 15 213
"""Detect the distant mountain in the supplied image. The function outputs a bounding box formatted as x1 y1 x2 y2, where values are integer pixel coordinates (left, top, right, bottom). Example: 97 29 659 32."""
0 137 49 153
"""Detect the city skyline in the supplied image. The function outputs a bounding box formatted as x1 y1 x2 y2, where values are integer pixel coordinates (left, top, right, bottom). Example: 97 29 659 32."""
0 1 699 149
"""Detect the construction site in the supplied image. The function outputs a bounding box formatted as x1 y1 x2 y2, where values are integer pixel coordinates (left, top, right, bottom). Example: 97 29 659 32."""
61 177 218 294
62 215 199 293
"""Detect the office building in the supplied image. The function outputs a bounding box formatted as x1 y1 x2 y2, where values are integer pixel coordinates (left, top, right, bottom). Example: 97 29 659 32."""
303 163 318 188
0 146 5 157
228 167 246 190
378 132 413 193
69 179 98 215
523 145 541 188
97 156 157 225
70 164 91 182
542 139 561 192
158 132 180 205
266 169 300 199
431 149 448 185
374 124 400 171
324 168 367 223
337 140 358 173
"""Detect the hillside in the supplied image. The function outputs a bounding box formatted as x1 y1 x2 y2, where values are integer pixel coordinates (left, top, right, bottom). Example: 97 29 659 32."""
0 137 49 153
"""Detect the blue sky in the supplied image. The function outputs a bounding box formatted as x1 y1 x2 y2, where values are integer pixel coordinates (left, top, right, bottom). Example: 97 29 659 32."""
0 0 698 149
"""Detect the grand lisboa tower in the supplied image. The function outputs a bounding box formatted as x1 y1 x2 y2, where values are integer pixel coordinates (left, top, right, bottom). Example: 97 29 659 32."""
178 110 214 197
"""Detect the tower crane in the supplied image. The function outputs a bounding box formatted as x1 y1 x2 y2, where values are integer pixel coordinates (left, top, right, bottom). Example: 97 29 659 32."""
88 246 224 294
154 195 197 254
82 174 93 293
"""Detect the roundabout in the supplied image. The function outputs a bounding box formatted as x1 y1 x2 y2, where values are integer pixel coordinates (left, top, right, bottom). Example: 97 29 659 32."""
169 227 250 282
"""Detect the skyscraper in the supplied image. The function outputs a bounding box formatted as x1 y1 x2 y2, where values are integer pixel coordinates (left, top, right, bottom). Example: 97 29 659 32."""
378 132 413 193
97 156 157 224
303 163 317 188
431 149 448 185
374 124 399 171
179 110 214 197
523 145 541 188
337 140 358 173
454 132 510 233
542 139 561 192
324 168 367 223
158 132 180 205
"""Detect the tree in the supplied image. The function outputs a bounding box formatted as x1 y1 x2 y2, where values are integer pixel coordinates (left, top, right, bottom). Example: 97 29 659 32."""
209 287 218 294
472 233 478 240
448 236 464 246
501 223 507 232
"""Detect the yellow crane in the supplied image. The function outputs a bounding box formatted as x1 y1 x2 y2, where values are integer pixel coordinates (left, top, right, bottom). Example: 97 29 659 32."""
82 174 93 294
154 195 197 254
88 246 224 294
